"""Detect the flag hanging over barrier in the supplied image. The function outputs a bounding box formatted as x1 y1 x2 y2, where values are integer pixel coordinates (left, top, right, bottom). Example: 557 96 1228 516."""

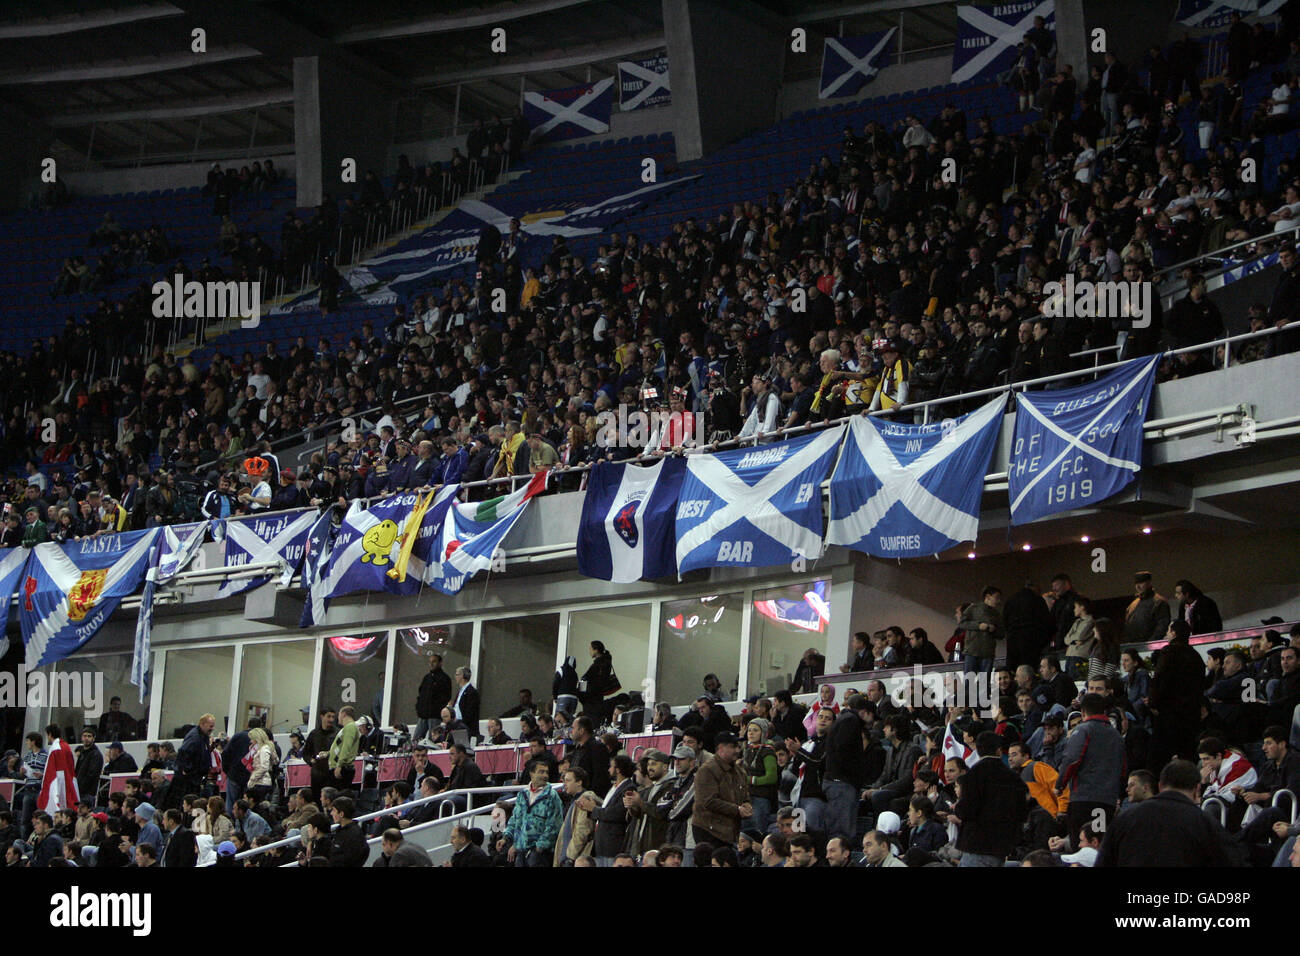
299 507 341 627
157 520 209 581
21 529 159 668
1175 0 1256 29
818 29 897 99
675 428 844 574
577 457 686 583
828 397 1005 558
426 472 549 595
215 509 317 599
524 77 615 143
1008 354 1160 526
324 488 458 601
618 55 671 110
952 1 1055 84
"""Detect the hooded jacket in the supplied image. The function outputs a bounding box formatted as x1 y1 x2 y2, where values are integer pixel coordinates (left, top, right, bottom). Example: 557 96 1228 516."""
1057 714 1126 805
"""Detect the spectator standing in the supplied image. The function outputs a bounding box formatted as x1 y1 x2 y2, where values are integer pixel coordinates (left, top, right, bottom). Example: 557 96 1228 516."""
690 733 751 850
415 653 452 742
953 733 1028 866
500 759 562 867
1056 693 1126 846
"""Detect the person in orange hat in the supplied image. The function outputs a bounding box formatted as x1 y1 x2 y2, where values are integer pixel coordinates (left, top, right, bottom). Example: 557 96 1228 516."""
238 457 272 511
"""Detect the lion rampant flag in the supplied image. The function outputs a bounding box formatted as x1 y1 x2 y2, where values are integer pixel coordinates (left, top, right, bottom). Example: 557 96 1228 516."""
21 529 160 668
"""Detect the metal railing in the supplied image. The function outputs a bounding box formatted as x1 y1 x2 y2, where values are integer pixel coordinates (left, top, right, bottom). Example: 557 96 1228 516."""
228 782 532 864
1274 788 1298 826
1154 224 1300 286
1202 795 1229 827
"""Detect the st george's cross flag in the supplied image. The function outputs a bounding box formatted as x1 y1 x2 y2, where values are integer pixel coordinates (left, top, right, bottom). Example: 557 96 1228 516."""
674 427 844 574
818 29 897 99
324 487 459 602
577 456 686 583
1008 354 1159 526
22 529 160 668
952 1 1055 84
827 397 1004 558
38 735 79 814
426 471 550 595
214 508 317 599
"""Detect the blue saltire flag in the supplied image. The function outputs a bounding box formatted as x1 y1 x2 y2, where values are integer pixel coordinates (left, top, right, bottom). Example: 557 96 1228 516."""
22 529 160 668
425 472 550 595
324 487 458 601
523 77 614 143
300 507 342 627
0 546 31 658
215 509 317 599
827 397 1005 558
617 55 671 111
674 427 844 574
577 456 686 583
1175 0 1256 29
1008 354 1160 525
131 520 210 703
952 1 1055 84
818 29 897 99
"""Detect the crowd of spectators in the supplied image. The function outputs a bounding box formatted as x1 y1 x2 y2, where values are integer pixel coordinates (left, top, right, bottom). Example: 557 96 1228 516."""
6 29 1300 539
4 560 1296 868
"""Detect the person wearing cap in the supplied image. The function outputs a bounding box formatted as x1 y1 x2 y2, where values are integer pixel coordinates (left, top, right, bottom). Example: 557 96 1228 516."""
271 467 304 510
689 732 751 849
624 748 674 856
133 803 162 852
387 437 415 490
1124 572 1171 644
21 505 49 547
868 338 911 412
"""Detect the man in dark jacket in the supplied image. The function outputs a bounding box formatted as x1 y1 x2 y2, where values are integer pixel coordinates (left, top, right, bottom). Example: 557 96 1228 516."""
676 698 732 752
74 730 104 807
415 654 453 742
823 695 872 845
1046 574 1078 652
866 715 923 816
790 648 826 694
566 717 611 797
591 754 636 865
1056 694 1126 847
771 691 808 743
1096 760 1236 866
953 733 1028 865
447 824 491 867
1172 580 1222 635
160 809 197 868
1124 572 1171 644
1147 621 1208 771
221 719 257 812
327 797 369 867
174 715 214 796
1002 583 1056 671
689 734 750 849
451 667 480 738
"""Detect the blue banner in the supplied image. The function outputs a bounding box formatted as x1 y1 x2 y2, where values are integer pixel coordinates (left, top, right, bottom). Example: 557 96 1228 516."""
524 77 614 143
425 473 550 595
1175 0 1257 29
215 509 317 599
618 55 671 110
1008 355 1160 525
324 488 458 601
578 456 686 583
675 428 844 574
828 398 1004 558
299 508 340 627
22 529 160 668
819 29 897 99
952 1 1055 84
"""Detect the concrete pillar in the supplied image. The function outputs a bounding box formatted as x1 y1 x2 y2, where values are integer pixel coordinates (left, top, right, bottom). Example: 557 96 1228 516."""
293 54 393 209
662 0 786 162
1053 0 1090 81
0 102 55 214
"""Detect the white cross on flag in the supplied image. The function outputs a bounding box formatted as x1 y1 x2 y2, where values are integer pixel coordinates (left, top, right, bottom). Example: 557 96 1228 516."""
1008 354 1159 525
523 77 615 143
951 1 1055 85
818 29 897 99
618 55 671 111
215 508 318 599
827 397 1005 558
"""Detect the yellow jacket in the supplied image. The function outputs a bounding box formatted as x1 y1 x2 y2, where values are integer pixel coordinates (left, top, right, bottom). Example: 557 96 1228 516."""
1022 759 1069 817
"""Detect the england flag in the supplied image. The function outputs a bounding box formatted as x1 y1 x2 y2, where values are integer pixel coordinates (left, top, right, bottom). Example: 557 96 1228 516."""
827 397 1004 559
818 29 897 99
38 734 79 814
675 427 844 574
22 529 160 668
215 509 318 599
577 457 686 583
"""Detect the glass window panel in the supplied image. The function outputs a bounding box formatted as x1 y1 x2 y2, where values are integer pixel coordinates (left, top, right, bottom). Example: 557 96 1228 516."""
481 614 559 720
236 640 316 736
316 631 389 725
567 604 652 708
747 579 831 698
392 622 473 730
656 593 744 707
48 654 149 743
160 645 235 738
